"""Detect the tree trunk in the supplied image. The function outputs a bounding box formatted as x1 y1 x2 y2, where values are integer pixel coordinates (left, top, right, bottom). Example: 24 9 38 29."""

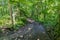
8 0 14 27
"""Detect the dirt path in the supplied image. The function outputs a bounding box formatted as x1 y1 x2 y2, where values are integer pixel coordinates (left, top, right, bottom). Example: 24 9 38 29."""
0 22 51 40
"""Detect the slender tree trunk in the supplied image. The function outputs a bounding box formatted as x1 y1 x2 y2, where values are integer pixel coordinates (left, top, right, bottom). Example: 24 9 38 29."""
8 0 14 27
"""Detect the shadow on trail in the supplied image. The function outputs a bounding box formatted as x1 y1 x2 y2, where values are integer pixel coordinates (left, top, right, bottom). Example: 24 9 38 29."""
0 19 51 40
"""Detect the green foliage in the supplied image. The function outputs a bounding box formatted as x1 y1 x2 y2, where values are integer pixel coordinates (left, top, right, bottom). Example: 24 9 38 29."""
0 0 60 40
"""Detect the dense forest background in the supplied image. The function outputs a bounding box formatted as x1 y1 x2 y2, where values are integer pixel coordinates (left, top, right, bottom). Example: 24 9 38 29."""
0 0 60 40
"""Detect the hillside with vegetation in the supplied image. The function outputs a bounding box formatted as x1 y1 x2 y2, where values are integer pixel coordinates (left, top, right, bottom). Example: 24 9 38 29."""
0 0 60 40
